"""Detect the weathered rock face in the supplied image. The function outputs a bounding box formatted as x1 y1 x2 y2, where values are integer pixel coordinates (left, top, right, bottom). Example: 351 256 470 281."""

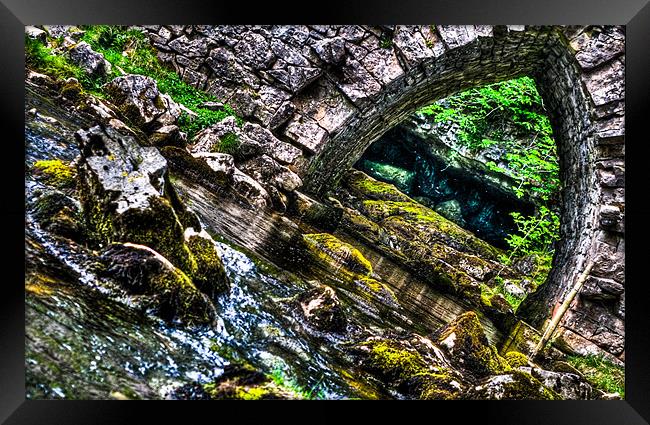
100 243 215 326
142 25 624 362
76 124 228 294
104 75 181 132
67 41 112 78
436 311 511 379
296 284 346 333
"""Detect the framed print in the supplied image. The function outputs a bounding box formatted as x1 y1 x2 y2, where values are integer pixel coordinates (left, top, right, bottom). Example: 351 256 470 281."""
2 0 648 423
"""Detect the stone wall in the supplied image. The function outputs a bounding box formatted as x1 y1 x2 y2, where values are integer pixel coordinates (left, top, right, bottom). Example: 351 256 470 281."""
142 25 625 362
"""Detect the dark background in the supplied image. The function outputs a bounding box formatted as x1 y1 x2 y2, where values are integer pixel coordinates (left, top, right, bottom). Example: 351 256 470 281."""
2 0 648 423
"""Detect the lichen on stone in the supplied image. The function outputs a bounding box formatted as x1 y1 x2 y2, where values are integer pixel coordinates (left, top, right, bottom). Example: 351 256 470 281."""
33 159 76 189
302 233 373 276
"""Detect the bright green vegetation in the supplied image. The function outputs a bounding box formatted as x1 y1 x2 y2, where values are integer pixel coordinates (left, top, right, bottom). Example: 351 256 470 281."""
269 366 326 399
78 25 241 139
567 354 625 397
419 76 559 202
25 36 94 90
210 132 241 156
26 26 241 139
420 76 561 292
32 159 76 189
503 205 559 289
481 278 525 312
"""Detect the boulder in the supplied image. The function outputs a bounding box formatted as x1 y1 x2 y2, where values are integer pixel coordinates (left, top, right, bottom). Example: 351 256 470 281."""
296 284 346 332
184 229 229 297
190 116 261 160
467 370 560 400
25 26 47 43
241 122 302 165
353 336 462 400
192 152 235 178
103 75 181 130
230 168 272 209
201 364 303 400
149 125 187 147
239 154 303 192
67 41 112 78
522 367 593 400
436 311 511 378
75 125 194 275
100 242 215 325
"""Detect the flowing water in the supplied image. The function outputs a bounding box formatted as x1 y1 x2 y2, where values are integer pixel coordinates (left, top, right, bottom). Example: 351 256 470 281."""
25 86 501 400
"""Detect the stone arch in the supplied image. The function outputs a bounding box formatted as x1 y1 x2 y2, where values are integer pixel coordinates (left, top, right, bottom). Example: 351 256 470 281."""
146 25 625 360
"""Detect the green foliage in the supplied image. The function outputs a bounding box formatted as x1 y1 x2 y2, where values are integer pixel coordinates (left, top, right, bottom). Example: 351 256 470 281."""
78 25 240 137
269 366 326 400
25 36 92 88
506 206 559 257
567 354 625 398
419 76 559 201
209 132 241 156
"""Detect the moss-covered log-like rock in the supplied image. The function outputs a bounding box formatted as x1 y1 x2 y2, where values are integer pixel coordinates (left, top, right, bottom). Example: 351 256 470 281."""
100 243 215 326
302 233 373 277
353 337 462 400
436 311 511 378
335 170 523 309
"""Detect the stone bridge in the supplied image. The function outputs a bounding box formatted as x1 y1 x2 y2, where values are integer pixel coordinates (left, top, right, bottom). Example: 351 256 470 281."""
143 25 625 362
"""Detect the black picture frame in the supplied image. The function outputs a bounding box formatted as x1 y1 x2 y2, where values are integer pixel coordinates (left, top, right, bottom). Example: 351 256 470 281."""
3 0 648 423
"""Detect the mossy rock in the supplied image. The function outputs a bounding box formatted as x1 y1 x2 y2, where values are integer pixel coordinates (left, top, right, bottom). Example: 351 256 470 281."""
100 242 215 326
202 364 303 400
115 196 197 277
185 233 229 297
343 169 413 203
504 351 530 368
353 276 399 307
160 146 230 193
362 200 501 261
29 190 83 241
60 77 84 102
302 233 373 276
467 370 561 400
32 159 77 189
355 338 461 400
436 311 511 378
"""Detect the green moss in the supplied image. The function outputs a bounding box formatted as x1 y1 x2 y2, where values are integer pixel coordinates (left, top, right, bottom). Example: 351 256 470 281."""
115 196 197 276
33 159 76 189
302 233 373 276
343 170 412 203
358 339 460 400
210 132 241 156
567 354 625 398
234 387 269 400
504 351 530 368
362 339 427 381
185 234 229 296
148 263 213 326
437 311 511 377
